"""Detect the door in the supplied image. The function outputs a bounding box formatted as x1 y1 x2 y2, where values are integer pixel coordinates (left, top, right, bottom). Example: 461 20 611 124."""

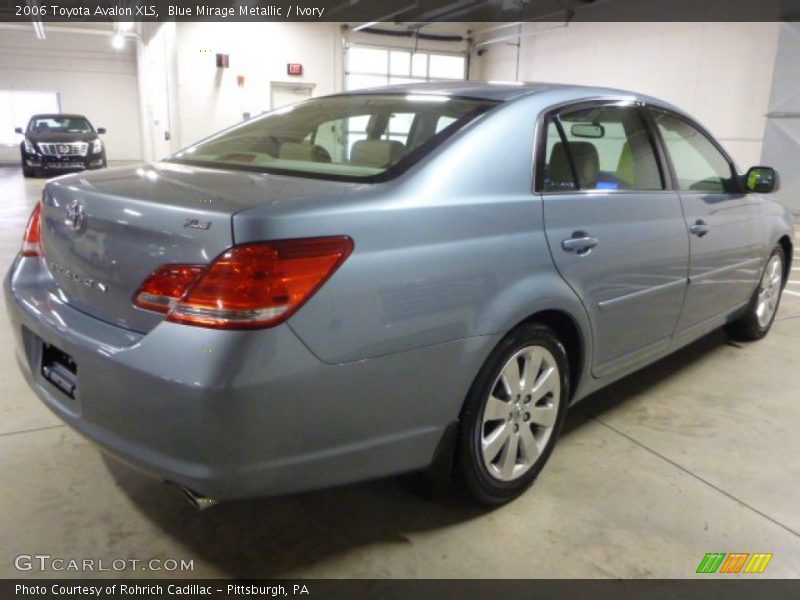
650 109 767 335
270 82 314 110
144 24 174 159
540 102 689 377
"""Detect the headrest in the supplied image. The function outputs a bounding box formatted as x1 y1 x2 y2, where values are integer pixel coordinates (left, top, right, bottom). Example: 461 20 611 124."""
548 142 575 188
558 141 599 189
350 139 405 168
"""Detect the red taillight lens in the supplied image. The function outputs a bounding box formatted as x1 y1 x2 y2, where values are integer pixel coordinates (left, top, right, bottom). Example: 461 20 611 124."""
134 236 353 329
133 265 206 313
21 203 42 257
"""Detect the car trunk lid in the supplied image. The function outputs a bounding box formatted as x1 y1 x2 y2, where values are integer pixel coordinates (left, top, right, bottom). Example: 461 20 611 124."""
39 162 349 333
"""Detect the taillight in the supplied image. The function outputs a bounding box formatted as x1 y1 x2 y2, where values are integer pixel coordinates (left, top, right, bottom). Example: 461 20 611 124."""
133 265 206 313
134 236 353 329
21 203 42 257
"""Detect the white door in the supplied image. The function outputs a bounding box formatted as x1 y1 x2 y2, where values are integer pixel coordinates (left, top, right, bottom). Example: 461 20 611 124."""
270 82 314 110
145 26 173 159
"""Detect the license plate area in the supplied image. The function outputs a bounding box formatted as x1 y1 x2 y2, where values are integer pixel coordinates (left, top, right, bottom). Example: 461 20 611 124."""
41 343 78 399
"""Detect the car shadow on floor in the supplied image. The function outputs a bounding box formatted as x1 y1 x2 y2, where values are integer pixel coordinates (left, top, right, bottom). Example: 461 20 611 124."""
562 328 730 429
103 329 731 578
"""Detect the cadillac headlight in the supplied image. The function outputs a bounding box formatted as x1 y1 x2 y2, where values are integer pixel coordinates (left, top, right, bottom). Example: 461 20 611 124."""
92 138 103 154
23 138 36 154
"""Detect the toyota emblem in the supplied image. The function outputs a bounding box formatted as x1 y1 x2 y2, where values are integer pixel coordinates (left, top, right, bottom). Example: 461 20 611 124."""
64 199 85 231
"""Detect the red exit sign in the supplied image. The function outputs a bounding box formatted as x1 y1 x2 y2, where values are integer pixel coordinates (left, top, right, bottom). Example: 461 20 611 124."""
287 63 303 76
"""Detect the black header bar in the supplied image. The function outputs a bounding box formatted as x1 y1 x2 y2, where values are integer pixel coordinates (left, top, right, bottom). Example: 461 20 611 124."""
1 0 800 23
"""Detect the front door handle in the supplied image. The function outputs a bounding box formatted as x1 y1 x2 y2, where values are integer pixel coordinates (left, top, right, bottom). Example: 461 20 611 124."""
561 232 599 255
690 220 710 237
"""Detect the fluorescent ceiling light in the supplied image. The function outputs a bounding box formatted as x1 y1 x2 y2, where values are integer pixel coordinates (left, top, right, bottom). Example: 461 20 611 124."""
352 21 379 32
32 20 46 40
350 3 418 31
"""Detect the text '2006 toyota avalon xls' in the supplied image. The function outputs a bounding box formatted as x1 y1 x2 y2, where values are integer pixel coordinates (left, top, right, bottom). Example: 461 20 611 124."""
4 82 794 507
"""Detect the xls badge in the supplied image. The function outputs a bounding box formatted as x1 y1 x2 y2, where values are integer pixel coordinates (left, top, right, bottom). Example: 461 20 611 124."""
64 199 86 231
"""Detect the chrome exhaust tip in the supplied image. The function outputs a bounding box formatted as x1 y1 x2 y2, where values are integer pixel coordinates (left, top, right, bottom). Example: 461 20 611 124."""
180 486 218 511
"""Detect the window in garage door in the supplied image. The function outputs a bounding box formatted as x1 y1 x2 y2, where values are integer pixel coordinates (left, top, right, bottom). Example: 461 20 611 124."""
0 91 60 145
345 44 466 91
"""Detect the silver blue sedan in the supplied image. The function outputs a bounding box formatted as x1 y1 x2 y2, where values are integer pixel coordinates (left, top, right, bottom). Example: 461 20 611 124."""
4 82 794 506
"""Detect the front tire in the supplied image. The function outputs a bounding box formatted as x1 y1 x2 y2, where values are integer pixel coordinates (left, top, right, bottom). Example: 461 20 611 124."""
726 245 785 341
22 165 36 178
455 323 569 505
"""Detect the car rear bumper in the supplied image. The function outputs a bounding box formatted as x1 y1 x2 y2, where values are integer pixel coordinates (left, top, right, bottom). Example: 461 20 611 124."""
4 256 494 500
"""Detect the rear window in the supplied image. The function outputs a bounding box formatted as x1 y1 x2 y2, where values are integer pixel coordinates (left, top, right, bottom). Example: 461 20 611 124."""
169 94 497 182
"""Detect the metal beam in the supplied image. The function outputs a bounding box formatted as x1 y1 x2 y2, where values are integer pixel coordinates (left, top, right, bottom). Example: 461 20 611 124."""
472 23 568 49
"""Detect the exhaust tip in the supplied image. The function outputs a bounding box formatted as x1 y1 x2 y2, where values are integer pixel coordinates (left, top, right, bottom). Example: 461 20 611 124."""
180 486 218 511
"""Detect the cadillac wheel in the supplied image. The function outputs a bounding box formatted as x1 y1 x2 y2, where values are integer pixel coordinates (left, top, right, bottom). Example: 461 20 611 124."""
457 324 569 505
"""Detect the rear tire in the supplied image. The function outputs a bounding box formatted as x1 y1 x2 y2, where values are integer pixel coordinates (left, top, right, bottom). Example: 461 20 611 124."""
455 323 569 505
726 245 785 341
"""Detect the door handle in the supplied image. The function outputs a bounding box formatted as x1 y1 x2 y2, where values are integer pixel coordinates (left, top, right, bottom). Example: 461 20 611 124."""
690 220 710 237
561 232 599 255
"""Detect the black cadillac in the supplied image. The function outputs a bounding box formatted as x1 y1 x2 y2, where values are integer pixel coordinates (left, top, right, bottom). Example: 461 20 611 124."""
16 114 107 177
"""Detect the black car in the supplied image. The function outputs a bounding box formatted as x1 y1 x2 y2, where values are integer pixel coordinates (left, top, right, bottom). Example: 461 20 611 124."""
16 114 107 177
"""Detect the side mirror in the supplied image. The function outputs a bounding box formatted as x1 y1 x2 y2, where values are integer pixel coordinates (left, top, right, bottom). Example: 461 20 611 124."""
745 166 778 193
97 127 107 134
14 127 23 134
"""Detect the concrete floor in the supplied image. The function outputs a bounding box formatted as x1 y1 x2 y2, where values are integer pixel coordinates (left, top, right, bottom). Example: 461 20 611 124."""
1 164 799 579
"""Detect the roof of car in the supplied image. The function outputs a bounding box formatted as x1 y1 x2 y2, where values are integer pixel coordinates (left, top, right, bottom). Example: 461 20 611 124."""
29 114 89 120
342 81 646 102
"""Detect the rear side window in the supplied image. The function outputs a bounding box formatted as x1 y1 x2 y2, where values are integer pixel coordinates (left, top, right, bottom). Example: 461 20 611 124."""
652 110 738 193
541 105 663 192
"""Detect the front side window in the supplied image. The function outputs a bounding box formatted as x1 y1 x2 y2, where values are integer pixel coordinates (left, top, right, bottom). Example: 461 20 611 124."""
170 94 496 181
652 110 737 193
541 104 663 192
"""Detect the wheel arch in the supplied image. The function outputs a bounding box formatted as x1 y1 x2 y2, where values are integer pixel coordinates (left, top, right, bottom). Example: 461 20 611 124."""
514 309 587 403
778 235 793 285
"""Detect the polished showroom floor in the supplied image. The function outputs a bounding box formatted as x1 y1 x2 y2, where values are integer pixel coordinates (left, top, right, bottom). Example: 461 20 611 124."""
1 165 799 578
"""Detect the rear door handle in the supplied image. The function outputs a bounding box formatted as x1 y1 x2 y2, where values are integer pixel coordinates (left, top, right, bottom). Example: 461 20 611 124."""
561 232 599 255
690 220 710 237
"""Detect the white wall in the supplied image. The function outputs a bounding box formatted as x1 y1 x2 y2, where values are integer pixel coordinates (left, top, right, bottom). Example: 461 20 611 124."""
0 28 142 162
473 22 781 170
172 22 343 150
762 23 800 213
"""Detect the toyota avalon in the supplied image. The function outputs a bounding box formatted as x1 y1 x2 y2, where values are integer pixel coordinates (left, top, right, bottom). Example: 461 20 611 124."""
4 83 794 506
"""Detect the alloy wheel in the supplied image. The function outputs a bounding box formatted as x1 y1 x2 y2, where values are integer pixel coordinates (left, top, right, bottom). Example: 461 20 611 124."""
480 345 561 482
756 254 783 328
